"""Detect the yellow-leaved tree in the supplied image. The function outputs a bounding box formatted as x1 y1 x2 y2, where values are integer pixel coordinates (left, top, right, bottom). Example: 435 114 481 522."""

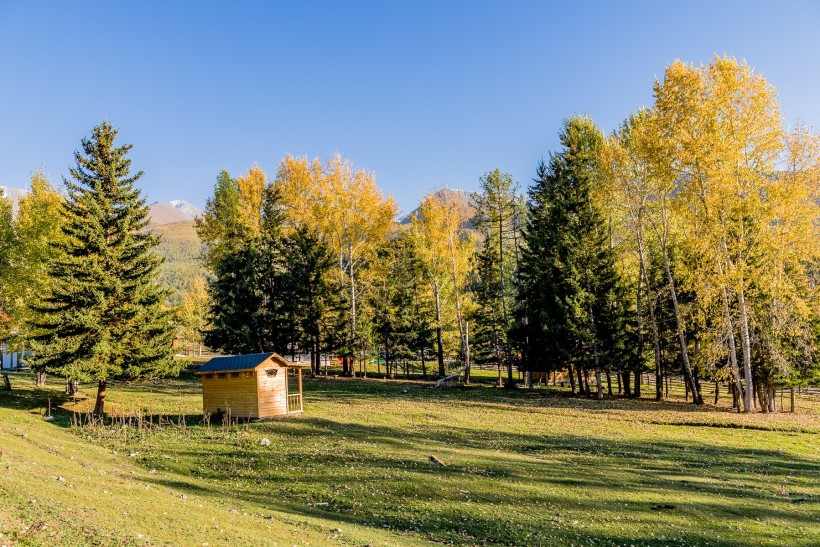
653 55 820 412
274 153 397 373
410 190 475 377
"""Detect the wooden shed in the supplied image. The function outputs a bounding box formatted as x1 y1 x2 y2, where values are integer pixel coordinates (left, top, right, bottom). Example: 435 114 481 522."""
195 353 307 419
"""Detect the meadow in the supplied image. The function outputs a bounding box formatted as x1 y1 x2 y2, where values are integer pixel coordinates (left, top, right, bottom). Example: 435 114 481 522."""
1 369 818 546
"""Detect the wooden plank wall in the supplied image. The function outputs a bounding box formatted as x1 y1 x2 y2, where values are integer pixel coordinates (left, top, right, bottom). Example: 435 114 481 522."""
257 365 289 417
202 370 259 418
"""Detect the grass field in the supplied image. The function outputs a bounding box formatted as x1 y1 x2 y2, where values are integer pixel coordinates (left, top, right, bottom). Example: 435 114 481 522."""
1 369 818 546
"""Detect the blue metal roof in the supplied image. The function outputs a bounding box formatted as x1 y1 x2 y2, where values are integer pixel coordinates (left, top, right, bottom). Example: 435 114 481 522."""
197 353 274 373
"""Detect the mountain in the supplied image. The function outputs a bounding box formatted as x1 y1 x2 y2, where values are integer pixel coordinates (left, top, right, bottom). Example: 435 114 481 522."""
148 201 196 225
145 201 204 299
152 220 203 300
399 188 478 229
170 199 203 219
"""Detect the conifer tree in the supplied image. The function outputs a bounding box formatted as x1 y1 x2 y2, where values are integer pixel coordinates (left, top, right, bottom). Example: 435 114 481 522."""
204 184 292 355
471 235 507 386
518 117 629 398
473 169 521 386
281 224 337 375
27 122 177 417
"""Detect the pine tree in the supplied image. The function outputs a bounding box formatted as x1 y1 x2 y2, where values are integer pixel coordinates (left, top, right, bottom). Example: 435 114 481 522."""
473 169 521 386
518 117 629 398
195 170 243 270
204 184 293 355
281 224 337 375
471 235 507 386
27 122 177 417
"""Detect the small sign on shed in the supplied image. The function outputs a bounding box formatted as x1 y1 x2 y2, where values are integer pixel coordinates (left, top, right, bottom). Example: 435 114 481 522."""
195 353 307 419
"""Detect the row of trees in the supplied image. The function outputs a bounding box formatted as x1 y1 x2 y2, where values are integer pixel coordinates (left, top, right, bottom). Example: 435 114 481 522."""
200 56 820 413
2 56 817 415
197 156 526 383
518 56 820 411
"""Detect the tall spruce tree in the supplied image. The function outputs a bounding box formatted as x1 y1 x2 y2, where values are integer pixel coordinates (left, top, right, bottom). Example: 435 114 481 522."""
518 116 629 398
281 224 337 376
471 235 508 386
473 169 521 386
204 185 292 354
27 122 177 417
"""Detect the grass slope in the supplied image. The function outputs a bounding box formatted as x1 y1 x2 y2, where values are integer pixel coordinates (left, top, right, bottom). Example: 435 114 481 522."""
2 372 818 546
0 378 423 546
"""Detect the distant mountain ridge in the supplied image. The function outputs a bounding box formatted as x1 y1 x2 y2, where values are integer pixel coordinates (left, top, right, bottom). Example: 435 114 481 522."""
169 200 203 219
148 200 202 225
399 188 478 229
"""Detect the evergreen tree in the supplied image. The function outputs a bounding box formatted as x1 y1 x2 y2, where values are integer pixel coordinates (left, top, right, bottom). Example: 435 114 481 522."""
472 169 521 386
195 170 245 270
282 224 337 376
471 235 507 385
517 116 629 398
204 185 292 354
27 122 177 417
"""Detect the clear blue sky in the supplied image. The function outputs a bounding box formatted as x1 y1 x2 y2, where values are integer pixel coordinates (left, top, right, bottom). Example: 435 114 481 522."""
1 1 818 214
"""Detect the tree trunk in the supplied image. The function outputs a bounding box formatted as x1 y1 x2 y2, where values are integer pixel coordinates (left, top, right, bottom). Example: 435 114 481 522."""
634 244 646 399
768 386 776 413
720 282 747 411
433 281 445 377
714 381 720 405
567 366 576 394
575 363 586 396
633 371 641 398
737 288 755 413
93 380 107 419
464 321 471 385
660 237 702 404
647 297 662 401
35 371 47 387
497 212 514 388
583 368 591 397
447 229 466 360
421 351 427 380
348 244 357 358
606 372 612 396
617 373 622 395
622 371 631 397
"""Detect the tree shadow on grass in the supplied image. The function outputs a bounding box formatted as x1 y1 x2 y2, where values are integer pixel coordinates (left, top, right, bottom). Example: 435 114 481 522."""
4 373 818 544
130 414 819 546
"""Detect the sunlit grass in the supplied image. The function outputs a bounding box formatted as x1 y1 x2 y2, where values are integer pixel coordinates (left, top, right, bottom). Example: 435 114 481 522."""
2 371 818 545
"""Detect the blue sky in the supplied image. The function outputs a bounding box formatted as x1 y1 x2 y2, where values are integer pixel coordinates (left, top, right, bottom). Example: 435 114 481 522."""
1 1 819 214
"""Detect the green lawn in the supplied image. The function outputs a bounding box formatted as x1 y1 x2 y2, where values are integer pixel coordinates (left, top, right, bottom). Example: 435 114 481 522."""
1 371 818 546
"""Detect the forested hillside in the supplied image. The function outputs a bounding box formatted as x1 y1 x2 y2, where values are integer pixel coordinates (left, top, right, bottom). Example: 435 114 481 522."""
151 220 202 300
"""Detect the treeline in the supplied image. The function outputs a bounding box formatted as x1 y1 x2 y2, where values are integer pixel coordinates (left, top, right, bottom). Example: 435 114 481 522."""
2 56 818 415
197 56 820 412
